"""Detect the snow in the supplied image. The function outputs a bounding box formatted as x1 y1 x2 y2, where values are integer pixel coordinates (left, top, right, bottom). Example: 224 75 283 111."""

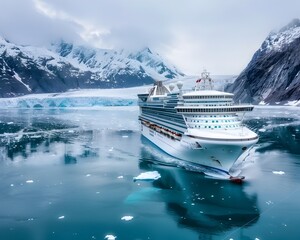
133 171 161 181
285 100 300 106
13 71 32 92
261 20 300 53
48 41 184 80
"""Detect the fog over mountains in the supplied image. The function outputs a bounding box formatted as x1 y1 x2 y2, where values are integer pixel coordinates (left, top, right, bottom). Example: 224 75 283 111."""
226 19 300 105
0 38 184 97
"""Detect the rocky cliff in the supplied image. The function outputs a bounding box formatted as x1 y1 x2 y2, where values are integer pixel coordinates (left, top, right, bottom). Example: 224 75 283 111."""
226 19 300 105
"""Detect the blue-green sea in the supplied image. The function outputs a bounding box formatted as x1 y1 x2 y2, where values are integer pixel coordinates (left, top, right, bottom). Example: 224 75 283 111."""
0 106 299 240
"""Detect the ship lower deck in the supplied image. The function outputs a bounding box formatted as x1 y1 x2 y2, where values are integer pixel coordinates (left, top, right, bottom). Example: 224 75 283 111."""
140 121 257 174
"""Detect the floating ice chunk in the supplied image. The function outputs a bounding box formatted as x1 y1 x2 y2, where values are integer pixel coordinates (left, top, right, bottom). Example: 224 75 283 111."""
117 176 124 179
7 122 14 125
58 216 65 220
10 184 14 187
133 171 161 181
122 135 129 138
272 171 285 175
105 235 117 240
121 216 133 221
26 180 34 183
258 128 266 132
86 174 91 177
108 147 114 152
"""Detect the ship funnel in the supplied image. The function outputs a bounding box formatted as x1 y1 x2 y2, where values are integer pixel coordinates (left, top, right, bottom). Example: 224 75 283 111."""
176 81 183 90
169 84 175 92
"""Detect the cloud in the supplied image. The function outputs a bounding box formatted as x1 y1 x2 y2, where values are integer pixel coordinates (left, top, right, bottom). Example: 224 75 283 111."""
0 0 299 74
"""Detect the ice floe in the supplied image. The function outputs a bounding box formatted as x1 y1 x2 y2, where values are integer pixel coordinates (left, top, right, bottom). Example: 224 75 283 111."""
26 180 34 183
105 235 117 240
58 216 65 219
121 216 133 221
133 171 161 181
272 171 285 175
258 128 266 132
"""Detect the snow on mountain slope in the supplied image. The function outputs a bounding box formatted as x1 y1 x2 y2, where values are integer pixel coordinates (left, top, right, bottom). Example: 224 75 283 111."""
260 19 300 53
51 41 184 81
0 38 184 97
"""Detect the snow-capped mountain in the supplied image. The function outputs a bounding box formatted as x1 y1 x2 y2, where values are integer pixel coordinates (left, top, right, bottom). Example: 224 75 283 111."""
226 19 300 105
0 38 184 97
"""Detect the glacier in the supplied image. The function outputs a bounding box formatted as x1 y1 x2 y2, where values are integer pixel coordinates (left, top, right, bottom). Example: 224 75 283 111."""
0 75 236 109
0 86 145 108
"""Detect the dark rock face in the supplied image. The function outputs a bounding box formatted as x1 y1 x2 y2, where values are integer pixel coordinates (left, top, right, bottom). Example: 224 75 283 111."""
0 38 184 97
226 19 300 104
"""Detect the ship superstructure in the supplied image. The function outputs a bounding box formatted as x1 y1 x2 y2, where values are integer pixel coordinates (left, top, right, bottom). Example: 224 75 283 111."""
138 71 258 177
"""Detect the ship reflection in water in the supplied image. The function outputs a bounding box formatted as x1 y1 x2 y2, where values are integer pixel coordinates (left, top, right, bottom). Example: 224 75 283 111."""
126 144 260 239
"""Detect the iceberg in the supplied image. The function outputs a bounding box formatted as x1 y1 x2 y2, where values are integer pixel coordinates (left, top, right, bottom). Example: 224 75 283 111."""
104 235 117 240
133 171 161 181
121 216 133 221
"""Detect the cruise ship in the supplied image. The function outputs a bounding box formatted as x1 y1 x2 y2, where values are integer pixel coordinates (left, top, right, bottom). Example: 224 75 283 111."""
138 71 259 178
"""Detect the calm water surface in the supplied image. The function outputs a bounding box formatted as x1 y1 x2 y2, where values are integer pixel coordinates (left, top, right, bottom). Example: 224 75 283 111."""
0 107 299 240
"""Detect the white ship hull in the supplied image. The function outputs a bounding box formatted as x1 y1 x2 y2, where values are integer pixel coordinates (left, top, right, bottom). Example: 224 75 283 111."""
140 122 257 175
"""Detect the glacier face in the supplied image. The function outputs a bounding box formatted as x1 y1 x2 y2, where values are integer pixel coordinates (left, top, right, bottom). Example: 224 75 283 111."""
0 87 142 108
0 96 137 109
0 37 184 97
0 75 236 109
226 19 300 105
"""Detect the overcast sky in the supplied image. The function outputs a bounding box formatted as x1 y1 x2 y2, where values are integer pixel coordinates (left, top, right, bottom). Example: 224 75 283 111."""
0 0 299 75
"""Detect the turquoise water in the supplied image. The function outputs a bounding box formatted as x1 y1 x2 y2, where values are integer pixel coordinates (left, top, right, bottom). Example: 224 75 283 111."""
0 107 299 240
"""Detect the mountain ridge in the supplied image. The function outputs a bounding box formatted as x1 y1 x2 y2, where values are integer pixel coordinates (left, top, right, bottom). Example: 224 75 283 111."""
0 38 184 97
226 19 300 105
